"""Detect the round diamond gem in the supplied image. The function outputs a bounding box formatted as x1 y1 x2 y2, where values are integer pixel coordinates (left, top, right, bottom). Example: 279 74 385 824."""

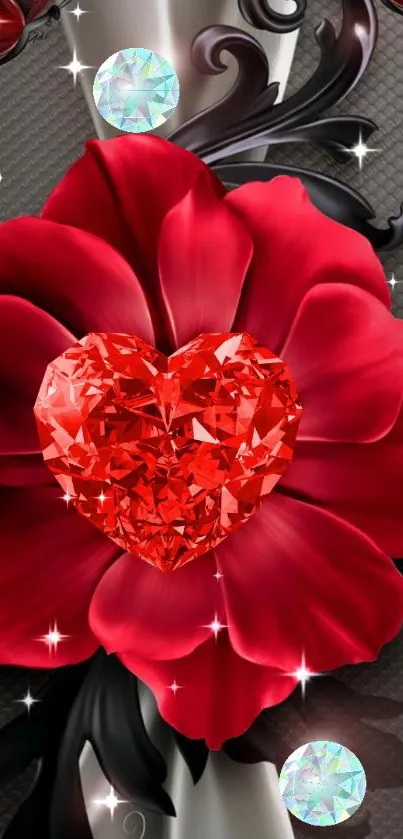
279 740 366 827
93 48 180 133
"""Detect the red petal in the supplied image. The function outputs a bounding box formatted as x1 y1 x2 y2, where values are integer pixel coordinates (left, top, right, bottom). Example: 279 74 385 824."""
0 484 119 667
0 295 74 457
42 136 225 346
89 551 223 660
0 0 24 60
158 173 253 348
215 494 403 672
0 217 154 342
282 284 403 442
227 177 390 353
0 455 52 488
282 403 403 557
120 634 297 749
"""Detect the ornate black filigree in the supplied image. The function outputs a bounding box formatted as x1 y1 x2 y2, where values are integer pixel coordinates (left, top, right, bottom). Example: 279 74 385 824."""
379 0 403 15
238 0 307 33
0 653 208 838
0 0 71 67
169 0 378 163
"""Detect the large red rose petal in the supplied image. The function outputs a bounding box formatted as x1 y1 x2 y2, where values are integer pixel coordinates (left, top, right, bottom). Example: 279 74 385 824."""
282 403 403 557
282 283 403 443
215 494 403 672
0 217 154 342
89 551 224 660
42 136 225 346
227 177 390 354
0 484 119 667
0 295 74 457
120 633 297 749
158 173 253 348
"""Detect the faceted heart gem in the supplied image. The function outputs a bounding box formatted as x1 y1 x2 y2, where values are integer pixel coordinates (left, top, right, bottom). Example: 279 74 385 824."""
34 333 302 572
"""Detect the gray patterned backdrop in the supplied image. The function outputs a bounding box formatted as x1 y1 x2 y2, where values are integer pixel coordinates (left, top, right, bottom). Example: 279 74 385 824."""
0 1 402 836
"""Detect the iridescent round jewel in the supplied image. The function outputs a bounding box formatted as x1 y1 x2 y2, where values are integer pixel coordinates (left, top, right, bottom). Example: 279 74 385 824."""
279 741 366 827
93 48 180 133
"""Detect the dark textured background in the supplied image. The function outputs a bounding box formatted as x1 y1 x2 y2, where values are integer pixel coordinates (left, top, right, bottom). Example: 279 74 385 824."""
0 1 402 836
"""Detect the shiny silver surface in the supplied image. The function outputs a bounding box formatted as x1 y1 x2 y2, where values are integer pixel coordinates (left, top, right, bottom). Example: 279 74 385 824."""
61 0 299 145
79 684 296 839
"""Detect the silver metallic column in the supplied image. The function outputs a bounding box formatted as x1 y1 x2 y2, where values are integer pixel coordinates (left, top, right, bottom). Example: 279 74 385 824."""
80 684 296 839
61 0 299 146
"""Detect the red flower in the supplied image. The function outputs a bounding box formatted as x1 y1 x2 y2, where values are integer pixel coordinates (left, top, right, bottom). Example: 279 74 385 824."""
1 135 403 749
0 0 51 60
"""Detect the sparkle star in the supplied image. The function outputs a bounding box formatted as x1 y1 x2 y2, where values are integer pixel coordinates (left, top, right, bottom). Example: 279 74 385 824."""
168 680 182 694
388 273 400 289
62 491 73 505
203 613 227 639
39 622 69 653
59 50 92 85
287 654 320 699
93 786 128 820
349 131 381 171
16 689 40 713
213 571 224 582
69 2 88 20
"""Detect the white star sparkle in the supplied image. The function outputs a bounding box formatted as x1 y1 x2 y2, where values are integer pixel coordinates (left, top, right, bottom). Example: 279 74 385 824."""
62 491 73 505
168 680 182 694
98 492 108 504
39 622 69 653
93 786 128 820
59 50 92 85
388 273 401 290
349 131 381 171
287 654 320 699
213 571 224 582
69 2 87 20
203 613 227 639
16 689 40 713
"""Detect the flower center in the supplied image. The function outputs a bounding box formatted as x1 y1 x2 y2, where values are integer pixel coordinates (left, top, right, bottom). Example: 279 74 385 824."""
34 332 302 571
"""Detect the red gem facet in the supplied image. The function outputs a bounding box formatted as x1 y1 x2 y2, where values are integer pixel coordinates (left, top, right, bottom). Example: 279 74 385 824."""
34 333 302 571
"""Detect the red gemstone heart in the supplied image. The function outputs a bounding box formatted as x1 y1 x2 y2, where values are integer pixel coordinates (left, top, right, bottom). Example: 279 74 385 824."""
34 332 301 571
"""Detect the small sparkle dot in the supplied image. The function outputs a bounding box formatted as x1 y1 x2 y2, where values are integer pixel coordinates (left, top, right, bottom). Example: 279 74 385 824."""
39 622 69 653
16 689 40 712
287 654 321 699
203 613 227 639
93 786 128 820
389 273 400 289
213 571 224 581
349 131 381 171
69 2 88 20
59 50 92 85
168 680 182 694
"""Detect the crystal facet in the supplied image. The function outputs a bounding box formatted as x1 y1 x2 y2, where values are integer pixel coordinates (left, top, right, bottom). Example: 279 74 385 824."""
93 48 180 133
279 741 367 827
34 332 301 572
